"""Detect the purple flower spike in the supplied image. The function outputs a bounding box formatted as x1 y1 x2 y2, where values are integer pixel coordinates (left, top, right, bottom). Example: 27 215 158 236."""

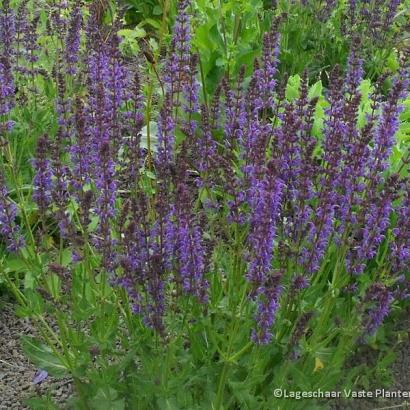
345 42 364 93
0 0 16 58
64 5 82 74
252 273 283 344
0 56 15 116
362 283 393 336
246 170 283 288
390 179 410 273
24 16 40 63
32 135 53 215
0 173 25 253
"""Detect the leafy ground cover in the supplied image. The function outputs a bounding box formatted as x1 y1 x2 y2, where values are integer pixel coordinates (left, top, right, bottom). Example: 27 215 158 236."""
0 0 410 409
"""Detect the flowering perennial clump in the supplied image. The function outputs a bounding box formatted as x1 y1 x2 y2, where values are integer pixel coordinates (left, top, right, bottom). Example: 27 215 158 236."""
0 0 409 342
0 0 409 406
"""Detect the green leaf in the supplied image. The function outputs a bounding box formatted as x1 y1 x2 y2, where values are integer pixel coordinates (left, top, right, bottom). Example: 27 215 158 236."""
4 256 26 273
72 296 95 322
91 388 125 410
215 57 226 67
117 29 136 39
91 308 119 349
24 271 36 290
308 80 322 99
386 52 399 72
45 273 61 301
61 248 72 267
286 75 301 100
21 336 68 377
156 398 180 410
152 5 162 15
143 170 156 180
25 397 59 410
144 18 161 30
359 79 372 101
24 290 45 314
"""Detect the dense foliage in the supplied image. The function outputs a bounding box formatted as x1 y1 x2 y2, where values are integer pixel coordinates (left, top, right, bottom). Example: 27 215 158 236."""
0 0 409 409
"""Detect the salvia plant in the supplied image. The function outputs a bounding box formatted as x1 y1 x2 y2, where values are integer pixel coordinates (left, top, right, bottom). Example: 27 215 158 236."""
0 0 410 409
274 0 410 78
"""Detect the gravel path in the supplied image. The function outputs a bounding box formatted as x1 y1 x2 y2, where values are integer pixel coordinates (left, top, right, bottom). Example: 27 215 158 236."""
0 300 72 409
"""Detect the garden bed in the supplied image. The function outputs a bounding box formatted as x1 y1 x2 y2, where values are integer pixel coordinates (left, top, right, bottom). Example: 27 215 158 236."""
1 299 410 409
0 0 409 408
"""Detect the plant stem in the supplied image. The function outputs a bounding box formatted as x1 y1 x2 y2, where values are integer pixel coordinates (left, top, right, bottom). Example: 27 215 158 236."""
215 360 230 409
214 225 247 409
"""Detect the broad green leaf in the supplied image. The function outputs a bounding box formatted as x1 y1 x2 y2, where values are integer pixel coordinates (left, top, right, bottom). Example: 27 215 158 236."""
286 75 301 100
359 79 372 101
144 18 161 30
21 336 68 377
45 273 61 301
117 27 146 39
4 256 26 273
24 272 37 291
308 80 322 99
